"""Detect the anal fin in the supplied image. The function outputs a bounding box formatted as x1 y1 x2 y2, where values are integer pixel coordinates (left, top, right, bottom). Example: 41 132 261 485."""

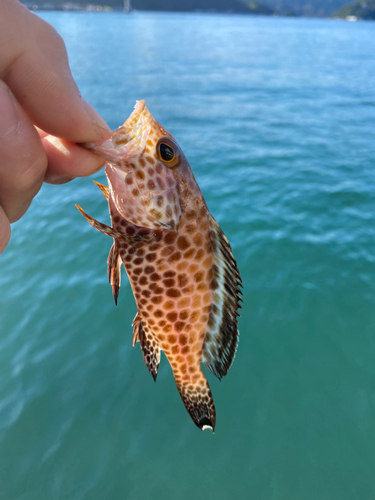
108 243 122 305
132 315 160 381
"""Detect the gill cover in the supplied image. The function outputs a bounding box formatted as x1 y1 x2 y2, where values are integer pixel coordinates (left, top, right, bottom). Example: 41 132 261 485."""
106 164 181 231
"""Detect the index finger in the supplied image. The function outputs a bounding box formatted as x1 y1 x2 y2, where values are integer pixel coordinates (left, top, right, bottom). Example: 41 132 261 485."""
0 0 111 143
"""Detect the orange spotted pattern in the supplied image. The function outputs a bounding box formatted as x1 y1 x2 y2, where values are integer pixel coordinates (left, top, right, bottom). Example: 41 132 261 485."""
77 101 242 431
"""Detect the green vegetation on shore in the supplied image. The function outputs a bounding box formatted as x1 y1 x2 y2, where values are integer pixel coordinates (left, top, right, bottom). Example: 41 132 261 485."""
333 0 375 19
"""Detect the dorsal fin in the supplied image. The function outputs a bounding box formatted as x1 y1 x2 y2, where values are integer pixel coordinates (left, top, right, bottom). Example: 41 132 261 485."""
132 315 161 381
108 242 122 305
202 217 243 380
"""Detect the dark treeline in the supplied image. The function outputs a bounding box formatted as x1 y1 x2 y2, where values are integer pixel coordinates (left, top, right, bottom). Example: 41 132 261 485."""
263 0 348 16
21 0 357 17
333 0 375 19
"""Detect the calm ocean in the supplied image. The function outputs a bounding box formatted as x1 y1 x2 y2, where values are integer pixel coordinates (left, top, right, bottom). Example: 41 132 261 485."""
1 10 375 500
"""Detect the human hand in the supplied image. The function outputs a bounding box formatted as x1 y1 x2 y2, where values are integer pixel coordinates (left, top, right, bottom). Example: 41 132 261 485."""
0 0 112 253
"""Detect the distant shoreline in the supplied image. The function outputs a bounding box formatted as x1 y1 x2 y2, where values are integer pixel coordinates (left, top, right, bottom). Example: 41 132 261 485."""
26 5 371 20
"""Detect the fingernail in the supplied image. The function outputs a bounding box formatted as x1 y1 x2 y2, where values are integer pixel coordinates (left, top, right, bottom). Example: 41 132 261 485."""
44 173 76 185
93 160 106 174
0 81 20 138
9 201 32 223
82 99 112 140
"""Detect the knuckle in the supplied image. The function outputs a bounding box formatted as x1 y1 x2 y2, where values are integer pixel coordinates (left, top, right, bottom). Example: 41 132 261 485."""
38 20 67 56
17 151 48 192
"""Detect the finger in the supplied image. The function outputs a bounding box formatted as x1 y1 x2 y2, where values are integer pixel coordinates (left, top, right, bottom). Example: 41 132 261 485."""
0 0 111 143
41 136 106 185
0 207 11 254
0 81 47 223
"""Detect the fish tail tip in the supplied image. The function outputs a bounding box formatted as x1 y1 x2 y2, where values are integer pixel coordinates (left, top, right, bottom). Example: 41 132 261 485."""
177 378 216 432
200 419 215 433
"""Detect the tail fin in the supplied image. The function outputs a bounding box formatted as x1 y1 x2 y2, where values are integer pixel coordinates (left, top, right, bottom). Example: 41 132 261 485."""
176 371 216 431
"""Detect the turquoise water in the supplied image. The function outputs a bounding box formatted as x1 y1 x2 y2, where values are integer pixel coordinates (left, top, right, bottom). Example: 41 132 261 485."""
1 11 375 499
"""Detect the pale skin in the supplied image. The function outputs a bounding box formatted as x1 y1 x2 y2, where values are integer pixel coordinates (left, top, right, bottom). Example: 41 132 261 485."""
0 0 112 253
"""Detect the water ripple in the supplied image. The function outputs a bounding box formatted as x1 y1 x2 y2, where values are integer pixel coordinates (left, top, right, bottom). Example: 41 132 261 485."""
1 11 375 500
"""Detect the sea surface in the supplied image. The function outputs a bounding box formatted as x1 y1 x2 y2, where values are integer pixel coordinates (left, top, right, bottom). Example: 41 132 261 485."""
1 11 375 500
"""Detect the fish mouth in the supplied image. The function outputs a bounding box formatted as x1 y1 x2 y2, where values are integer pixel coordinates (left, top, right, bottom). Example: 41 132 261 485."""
81 100 152 166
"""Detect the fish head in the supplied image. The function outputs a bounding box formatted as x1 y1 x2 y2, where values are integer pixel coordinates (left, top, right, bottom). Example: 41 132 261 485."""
83 100 185 231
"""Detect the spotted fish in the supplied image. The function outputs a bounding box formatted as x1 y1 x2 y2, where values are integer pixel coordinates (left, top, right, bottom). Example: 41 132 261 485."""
76 101 242 431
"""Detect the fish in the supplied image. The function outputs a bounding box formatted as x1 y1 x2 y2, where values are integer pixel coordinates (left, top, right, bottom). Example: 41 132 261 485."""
76 100 242 431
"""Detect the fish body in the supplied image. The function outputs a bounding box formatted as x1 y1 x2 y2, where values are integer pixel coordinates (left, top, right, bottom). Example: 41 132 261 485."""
77 101 242 431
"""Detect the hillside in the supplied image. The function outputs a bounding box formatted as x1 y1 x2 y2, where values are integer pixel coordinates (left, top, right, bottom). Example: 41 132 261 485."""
261 0 349 16
22 0 275 13
130 0 273 14
21 0 351 16
332 0 375 19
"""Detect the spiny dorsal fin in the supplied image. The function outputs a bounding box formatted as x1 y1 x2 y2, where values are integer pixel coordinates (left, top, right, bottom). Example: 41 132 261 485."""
108 242 122 305
93 180 109 200
132 315 161 381
202 217 242 380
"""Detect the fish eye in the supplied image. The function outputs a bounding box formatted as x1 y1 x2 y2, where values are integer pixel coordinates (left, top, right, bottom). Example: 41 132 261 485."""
160 143 174 162
157 138 180 168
